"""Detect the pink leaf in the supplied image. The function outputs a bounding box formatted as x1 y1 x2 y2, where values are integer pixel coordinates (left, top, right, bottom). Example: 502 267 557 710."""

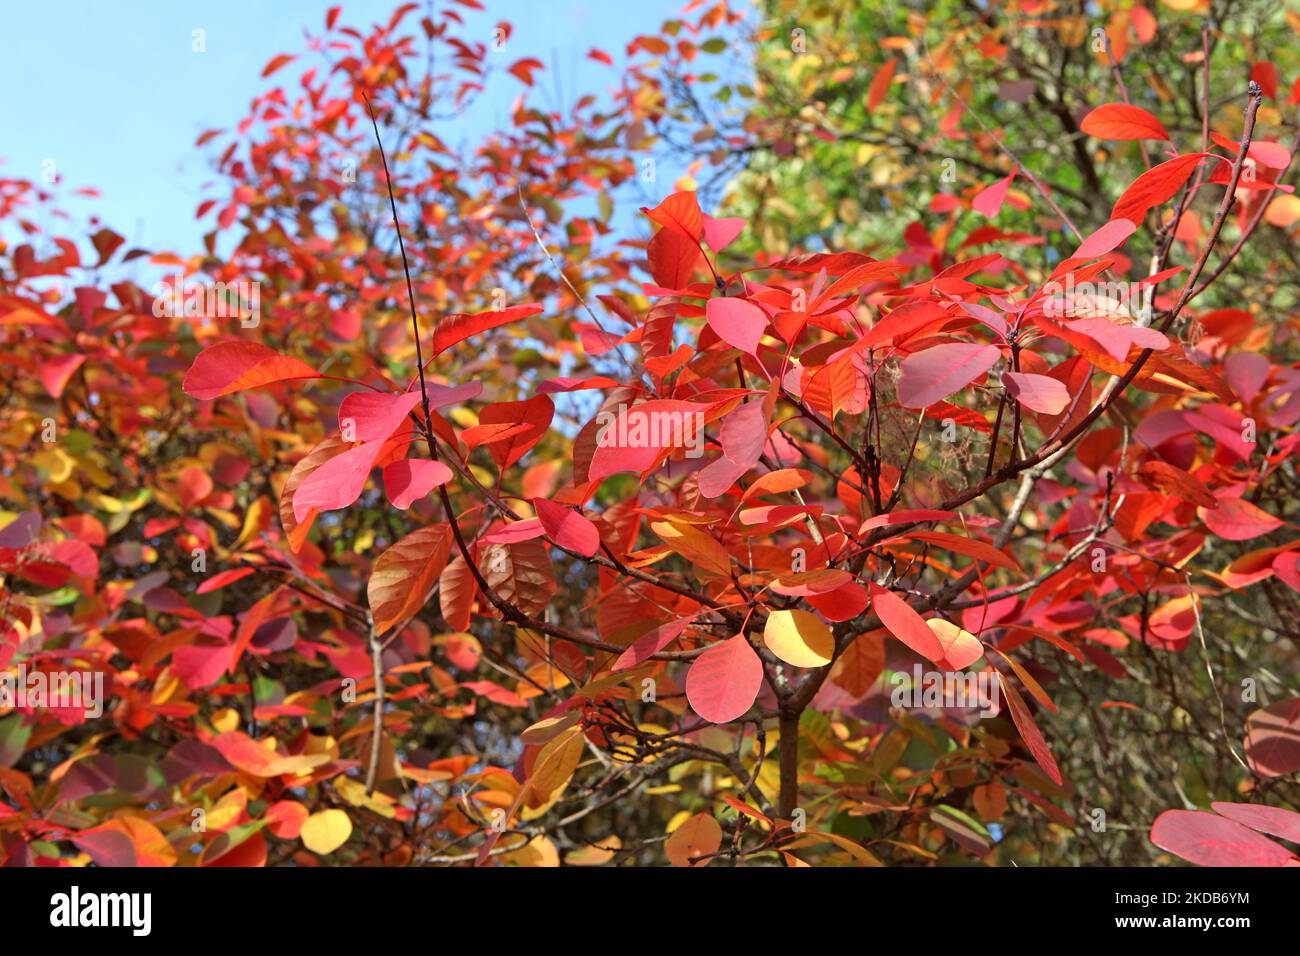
174 643 233 690
480 519 544 544
698 399 769 498
1210 802 1300 844
1002 371 1070 414
1151 810 1295 867
338 391 423 443
533 497 601 557
292 442 384 521
614 618 692 671
426 380 483 410
1066 316 1169 362
897 343 1001 408
382 459 453 510
1070 219 1137 259
706 297 767 356
701 214 746 251
685 635 763 724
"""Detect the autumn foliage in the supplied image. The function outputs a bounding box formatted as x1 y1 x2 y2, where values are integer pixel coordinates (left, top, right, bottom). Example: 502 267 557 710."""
2 0 1300 868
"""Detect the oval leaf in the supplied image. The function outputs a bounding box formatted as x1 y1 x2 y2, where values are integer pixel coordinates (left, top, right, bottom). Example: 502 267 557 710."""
1151 809 1294 867
763 609 834 667
183 341 319 400
685 634 763 724
897 344 1001 409
1080 103 1170 141
368 524 453 634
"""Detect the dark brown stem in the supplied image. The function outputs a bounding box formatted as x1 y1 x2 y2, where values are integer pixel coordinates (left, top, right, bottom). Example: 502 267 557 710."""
777 708 800 820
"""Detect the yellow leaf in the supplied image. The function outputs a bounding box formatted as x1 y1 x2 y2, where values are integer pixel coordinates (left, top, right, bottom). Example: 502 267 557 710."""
232 495 272 551
924 619 983 669
763 609 834 667
567 836 621 866
1265 194 1300 228
649 519 730 575
523 725 584 810
301 809 352 855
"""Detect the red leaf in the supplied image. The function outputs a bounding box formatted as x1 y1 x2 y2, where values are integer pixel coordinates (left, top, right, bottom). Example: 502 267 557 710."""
866 58 898 109
230 589 280 673
805 580 869 622
1137 461 1217 509
643 191 703 240
429 304 543 357
588 399 706 481
72 827 138 867
972 166 1017 218
507 57 545 86
368 524 453 634
997 670 1063 785
1080 103 1169 140
196 567 256 594
475 395 554 470
647 226 700 290
685 635 763 724
860 301 949 347
870 584 946 663
173 643 231 690
439 556 478 631
38 354 86 399
261 53 296 78
897 343 1001 408
1199 496 1283 541
904 530 1020 571
1245 698 1300 777
1111 153 1207 224
532 497 601 557
1151 810 1294 866
183 341 320 400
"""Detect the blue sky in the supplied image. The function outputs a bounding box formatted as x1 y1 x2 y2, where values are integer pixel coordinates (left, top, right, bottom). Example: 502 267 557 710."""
1 0 685 257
